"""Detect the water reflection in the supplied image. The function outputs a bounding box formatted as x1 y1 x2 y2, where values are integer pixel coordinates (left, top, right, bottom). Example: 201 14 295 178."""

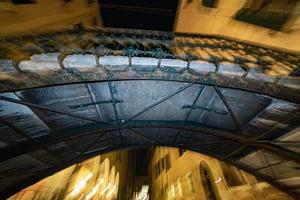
8 147 293 200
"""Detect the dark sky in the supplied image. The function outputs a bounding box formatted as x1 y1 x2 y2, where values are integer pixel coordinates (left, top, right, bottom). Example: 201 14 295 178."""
99 0 179 31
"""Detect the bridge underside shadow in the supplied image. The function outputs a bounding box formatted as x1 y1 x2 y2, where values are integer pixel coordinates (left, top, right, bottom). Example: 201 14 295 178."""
0 80 300 199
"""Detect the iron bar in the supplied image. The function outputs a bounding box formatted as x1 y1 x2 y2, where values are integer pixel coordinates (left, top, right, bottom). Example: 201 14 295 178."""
214 85 243 131
78 131 107 155
1 74 300 104
241 98 273 137
0 117 61 162
181 105 228 115
121 82 194 124
108 81 124 146
260 149 278 179
0 95 112 126
83 83 103 121
69 99 123 109
172 85 205 145
0 117 31 140
130 128 163 145
188 140 233 148
253 160 289 172
225 145 248 159
13 92 57 131
1 122 300 164
254 112 300 140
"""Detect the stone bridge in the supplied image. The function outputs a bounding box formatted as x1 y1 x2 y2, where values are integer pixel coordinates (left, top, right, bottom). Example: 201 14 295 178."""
0 26 300 199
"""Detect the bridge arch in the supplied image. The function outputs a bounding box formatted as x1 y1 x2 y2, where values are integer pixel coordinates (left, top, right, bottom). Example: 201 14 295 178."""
0 27 300 199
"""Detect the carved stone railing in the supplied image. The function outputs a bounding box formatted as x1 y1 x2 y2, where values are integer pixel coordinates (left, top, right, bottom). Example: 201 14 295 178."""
0 26 299 102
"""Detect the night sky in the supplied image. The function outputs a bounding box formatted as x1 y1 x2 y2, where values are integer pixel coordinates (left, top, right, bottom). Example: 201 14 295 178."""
99 0 179 31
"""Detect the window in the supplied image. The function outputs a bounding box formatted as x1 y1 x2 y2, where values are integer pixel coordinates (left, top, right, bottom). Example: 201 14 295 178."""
178 149 186 157
165 154 171 171
161 158 165 171
11 0 35 3
186 173 195 194
155 164 160 178
202 0 218 8
220 161 246 187
199 162 219 200
235 0 297 30
154 154 171 178
157 163 160 176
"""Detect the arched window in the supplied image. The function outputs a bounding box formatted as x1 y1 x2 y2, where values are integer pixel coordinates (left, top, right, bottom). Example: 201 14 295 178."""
220 161 246 187
199 162 219 200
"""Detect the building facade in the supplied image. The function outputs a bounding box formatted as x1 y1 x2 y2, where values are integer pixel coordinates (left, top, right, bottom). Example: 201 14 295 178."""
174 0 300 54
0 0 102 36
149 147 293 200
7 149 134 200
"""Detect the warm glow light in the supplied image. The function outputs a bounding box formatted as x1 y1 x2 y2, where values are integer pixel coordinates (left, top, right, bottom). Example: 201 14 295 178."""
69 173 92 197
85 178 104 200
105 185 116 198
135 185 149 200
171 185 175 198
215 177 222 183
100 182 111 195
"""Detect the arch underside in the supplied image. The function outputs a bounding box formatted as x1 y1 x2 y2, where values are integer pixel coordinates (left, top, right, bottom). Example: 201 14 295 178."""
0 27 300 199
0 79 299 199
